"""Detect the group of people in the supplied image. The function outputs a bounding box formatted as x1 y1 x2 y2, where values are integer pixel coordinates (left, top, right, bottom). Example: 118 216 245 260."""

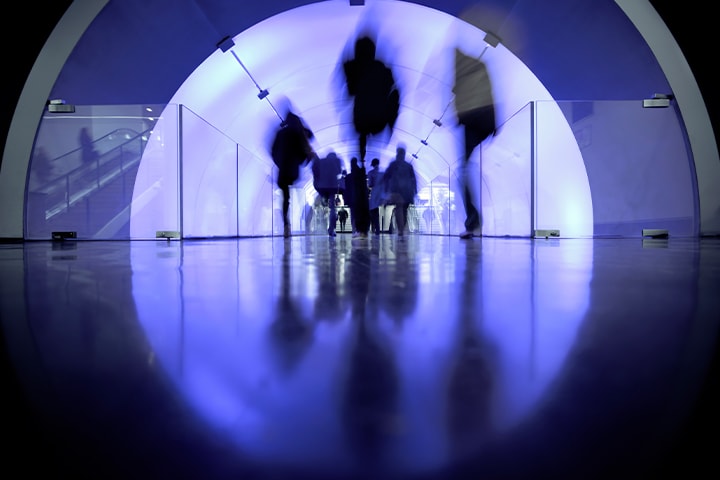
270 33 496 240
310 146 417 239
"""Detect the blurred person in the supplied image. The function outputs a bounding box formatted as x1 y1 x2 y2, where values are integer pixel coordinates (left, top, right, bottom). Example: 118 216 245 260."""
342 35 400 163
270 98 316 238
79 127 99 165
382 145 417 237
312 151 344 237
453 48 496 239
30 147 53 188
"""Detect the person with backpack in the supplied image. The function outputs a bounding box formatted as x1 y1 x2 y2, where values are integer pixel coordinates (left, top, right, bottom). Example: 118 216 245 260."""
342 35 400 163
270 98 315 238
312 151 344 237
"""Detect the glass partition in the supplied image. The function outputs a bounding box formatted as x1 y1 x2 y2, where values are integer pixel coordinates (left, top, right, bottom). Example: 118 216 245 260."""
126 105 180 240
415 168 452 235
478 102 534 237
180 106 239 238
536 100 697 238
26 104 170 240
26 99 696 240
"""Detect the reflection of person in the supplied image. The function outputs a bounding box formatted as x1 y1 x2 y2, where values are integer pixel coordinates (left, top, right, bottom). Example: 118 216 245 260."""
341 246 399 473
446 240 496 460
79 127 99 165
454 48 496 239
342 35 400 162
30 147 53 187
310 234 349 322
367 158 383 234
312 151 343 237
379 234 418 327
381 145 417 237
268 240 314 375
303 202 314 233
270 100 316 238
338 207 349 232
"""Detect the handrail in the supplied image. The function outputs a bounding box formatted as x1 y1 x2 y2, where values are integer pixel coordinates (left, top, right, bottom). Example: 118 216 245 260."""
37 128 151 221
48 127 144 165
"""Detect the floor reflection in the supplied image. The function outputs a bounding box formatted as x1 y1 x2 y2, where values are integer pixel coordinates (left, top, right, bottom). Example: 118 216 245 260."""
2 236 718 479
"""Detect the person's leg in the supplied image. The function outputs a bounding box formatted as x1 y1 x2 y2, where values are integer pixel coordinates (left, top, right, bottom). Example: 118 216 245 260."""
328 194 338 237
355 185 370 236
461 163 480 230
370 208 379 234
460 124 484 238
395 202 406 236
280 183 291 237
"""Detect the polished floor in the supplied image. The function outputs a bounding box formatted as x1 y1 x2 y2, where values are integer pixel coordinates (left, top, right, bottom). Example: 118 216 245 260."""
2 234 720 479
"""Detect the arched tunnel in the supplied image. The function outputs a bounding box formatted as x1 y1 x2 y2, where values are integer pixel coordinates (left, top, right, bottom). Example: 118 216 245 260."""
2 0 719 240
1 2 720 480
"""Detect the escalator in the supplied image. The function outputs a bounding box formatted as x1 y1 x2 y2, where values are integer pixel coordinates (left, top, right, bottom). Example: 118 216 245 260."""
26 128 151 240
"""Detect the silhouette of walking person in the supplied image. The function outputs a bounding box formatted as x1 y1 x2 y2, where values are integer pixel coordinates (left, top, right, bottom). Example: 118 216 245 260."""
454 48 496 239
79 127 99 165
382 145 417 237
342 35 400 163
338 207 349 232
312 151 343 237
270 98 316 238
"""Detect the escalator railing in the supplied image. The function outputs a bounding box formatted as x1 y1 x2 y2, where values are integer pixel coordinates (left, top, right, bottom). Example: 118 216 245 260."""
27 128 151 238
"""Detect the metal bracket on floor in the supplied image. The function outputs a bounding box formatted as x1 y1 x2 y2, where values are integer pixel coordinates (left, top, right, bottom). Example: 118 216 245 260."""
52 231 77 240
534 229 560 239
156 230 180 240
642 229 669 238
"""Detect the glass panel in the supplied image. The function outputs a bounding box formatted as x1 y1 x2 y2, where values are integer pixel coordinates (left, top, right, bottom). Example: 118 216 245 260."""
27 99 695 240
480 102 533 237
536 100 697 238
240 147 276 238
27 105 166 240
421 167 453 235
128 105 180 239
180 106 239 238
